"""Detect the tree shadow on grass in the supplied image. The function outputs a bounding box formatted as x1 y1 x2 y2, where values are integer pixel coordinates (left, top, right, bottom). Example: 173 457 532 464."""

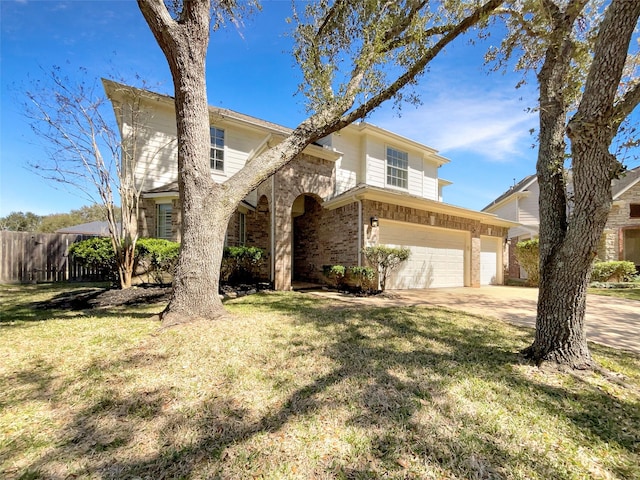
0 284 165 325
9 292 640 479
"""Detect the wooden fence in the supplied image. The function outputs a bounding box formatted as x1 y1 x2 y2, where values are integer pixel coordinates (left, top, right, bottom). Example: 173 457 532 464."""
0 231 107 284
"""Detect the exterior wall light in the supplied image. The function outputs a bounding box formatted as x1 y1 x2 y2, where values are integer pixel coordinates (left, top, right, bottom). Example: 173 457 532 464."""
370 216 379 227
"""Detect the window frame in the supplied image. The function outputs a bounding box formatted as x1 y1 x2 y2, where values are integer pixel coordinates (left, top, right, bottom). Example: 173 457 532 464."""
156 203 173 240
386 146 409 190
210 126 225 172
630 204 640 219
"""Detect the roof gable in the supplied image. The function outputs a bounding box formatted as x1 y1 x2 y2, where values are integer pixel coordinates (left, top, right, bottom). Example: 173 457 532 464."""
482 174 537 212
612 166 640 199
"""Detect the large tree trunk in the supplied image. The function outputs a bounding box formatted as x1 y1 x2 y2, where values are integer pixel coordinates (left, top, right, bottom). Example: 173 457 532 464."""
136 0 508 325
523 0 640 368
138 1 232 324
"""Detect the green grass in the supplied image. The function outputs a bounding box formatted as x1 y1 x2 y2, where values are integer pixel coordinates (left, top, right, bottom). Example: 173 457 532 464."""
1 284 639 479
588 287 640 301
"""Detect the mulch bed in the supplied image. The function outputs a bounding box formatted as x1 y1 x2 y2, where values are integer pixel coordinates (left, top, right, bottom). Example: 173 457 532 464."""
35 283 273 310
36 284 173 310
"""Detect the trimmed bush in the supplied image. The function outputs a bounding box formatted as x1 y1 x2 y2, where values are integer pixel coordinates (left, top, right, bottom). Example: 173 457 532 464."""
346 266 376 292
69 237 180 284
323 265 346 288
591 260 637 283
221 246 266 284
362 245 411 291
514 238 539 286
136 238 180 284
68 237 116 280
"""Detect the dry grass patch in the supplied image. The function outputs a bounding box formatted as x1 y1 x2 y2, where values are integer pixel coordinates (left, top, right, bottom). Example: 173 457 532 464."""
1 285 639 479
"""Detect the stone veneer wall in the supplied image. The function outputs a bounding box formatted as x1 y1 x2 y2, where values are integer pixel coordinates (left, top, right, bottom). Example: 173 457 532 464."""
598 185 640 261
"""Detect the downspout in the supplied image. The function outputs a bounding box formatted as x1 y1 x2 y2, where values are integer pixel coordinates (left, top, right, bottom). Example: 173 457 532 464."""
357 198 362 267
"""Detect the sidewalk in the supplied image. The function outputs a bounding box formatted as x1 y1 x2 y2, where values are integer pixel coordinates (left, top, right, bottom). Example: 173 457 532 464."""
309 286 640 354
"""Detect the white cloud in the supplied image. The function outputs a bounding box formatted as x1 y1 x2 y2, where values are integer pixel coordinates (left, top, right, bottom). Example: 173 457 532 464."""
370 85 537 162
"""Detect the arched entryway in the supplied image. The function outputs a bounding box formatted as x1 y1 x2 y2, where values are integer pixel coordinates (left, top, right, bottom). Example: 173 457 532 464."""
292 194 324 284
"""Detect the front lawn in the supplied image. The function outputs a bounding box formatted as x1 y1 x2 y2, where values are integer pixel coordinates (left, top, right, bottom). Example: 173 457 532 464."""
1 284 639 479
588 287 640 301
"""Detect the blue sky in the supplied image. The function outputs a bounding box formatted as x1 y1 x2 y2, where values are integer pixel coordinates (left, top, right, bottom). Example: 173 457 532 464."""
1 0 558 216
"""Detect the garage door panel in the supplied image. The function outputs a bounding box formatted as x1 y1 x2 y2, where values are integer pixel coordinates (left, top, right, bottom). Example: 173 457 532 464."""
480 237 500 285
379 222 466 289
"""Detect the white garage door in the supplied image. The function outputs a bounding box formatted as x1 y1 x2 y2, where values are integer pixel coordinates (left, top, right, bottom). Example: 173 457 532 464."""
379 222 467 289
480 236 501 285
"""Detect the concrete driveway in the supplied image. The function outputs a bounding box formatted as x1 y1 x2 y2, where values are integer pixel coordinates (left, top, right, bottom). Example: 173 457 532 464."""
311 286 640 354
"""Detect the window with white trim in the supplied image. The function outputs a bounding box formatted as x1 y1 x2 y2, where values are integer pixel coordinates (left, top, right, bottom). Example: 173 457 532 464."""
156 203 172 240
210 126 224 171
386 146 408 189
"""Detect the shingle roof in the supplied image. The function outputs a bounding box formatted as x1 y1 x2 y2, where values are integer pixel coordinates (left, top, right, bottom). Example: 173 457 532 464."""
145 181 179 194
482 165 640 212
481 174 537 211
56 221 120 236
612 166 640 199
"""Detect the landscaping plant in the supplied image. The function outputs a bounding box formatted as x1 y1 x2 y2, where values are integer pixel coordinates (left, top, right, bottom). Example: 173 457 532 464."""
363 245 410 291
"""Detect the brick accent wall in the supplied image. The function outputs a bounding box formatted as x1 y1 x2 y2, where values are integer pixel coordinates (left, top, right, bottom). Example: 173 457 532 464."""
246 195 271 280
271 154 336 290
293 198 360 283
507 238 522 279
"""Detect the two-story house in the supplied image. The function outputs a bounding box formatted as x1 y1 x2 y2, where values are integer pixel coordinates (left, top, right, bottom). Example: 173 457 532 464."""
105 79 516 290
483 167 640 279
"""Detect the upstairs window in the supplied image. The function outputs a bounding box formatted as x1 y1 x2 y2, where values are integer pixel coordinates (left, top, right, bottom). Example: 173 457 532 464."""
156 203 172 240
386 146 408 189
631 204 640 218
210 127 224 171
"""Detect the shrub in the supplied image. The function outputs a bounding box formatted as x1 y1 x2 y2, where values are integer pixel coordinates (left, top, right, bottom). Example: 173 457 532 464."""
362 245 410 291
323 265 346 288
136 238 180 284
346 266 376 292
514 238 539 286
69 237 180 285
68 237 117 280
221 246 266 284
591 260 637 283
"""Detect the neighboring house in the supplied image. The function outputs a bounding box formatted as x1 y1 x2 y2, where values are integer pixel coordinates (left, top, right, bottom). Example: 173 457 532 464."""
56 221 121 236
483 167 640 279
104 79 516 290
